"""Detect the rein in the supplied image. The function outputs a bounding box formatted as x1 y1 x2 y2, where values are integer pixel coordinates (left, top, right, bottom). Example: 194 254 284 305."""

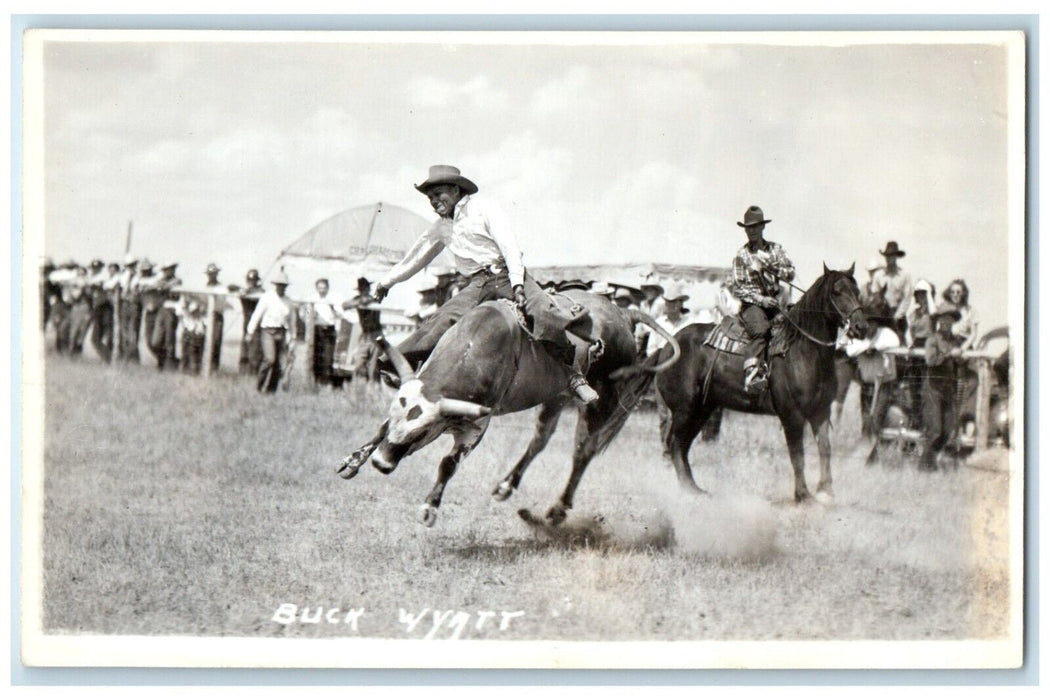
779 278 861 348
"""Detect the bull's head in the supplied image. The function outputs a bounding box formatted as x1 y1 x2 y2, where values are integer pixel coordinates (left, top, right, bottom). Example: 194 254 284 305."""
371 339 492 474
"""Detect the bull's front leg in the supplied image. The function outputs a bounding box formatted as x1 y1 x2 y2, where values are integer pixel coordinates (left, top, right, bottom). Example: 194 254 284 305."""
337 420 389 480
493 399 564 502
419 419 489 527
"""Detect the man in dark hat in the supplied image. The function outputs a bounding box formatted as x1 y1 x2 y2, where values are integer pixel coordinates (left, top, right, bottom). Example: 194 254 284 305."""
728 205 796 394
372 164 599 403
919 303 965 471
237 268 266 374
342 276 382 380
871 241 913 342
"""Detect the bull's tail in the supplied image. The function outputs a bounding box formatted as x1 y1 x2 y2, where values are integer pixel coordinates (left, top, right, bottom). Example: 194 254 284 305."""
609 309 681 380
591 352 661 456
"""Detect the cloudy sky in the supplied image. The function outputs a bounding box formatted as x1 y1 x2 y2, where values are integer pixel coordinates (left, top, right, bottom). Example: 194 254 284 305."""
31 31 1023 329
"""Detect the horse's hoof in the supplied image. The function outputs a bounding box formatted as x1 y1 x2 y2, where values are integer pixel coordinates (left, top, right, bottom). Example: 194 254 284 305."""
492 481 514 502
545 505 567 526
814 490 833 506
794 491 813 504
418 504 438 528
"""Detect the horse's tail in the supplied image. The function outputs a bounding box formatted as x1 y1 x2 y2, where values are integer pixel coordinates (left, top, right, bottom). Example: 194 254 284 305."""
609 309 681 380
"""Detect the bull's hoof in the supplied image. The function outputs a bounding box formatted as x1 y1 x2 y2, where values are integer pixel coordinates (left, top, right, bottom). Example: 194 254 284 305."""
337 451 367 479
545 504 568 526
492 481 514 502
418 504 438 528
815 485 834 505
371 455 396 475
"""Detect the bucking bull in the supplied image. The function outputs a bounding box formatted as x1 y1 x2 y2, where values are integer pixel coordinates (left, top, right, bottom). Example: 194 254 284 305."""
336 289 681 527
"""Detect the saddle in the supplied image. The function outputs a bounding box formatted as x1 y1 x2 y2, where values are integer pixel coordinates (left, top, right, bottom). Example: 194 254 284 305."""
703 312 790 357
504 298 602 374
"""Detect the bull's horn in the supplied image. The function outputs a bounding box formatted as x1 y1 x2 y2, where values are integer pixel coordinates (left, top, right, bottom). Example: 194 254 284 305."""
438 398 492 419
378 336 416 383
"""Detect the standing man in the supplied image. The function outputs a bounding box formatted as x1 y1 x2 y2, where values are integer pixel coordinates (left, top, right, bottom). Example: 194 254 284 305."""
116 255 140 362
87 259 115 363
342 276 382 380
373 164 598 403
148 262 182 371
691 271 723 325
238 269 266 375
308 277 344 389
646 283 692 356
66 265 94 356
728 205 796 395
871 241 913 342
203 263 229 373
246 271 294 394
919 304 964 471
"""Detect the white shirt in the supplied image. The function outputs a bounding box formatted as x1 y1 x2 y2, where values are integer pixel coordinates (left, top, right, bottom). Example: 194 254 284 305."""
246 289 293 334
381 194 526 289
309 292 344 327
691 280 722 324
646 312 693 355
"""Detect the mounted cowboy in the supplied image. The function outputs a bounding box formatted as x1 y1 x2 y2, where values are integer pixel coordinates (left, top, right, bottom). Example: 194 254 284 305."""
728 205 796 394
372 164 599 404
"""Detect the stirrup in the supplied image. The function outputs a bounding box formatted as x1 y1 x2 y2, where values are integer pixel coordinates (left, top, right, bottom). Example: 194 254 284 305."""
744 364 767 395
569 373 599 405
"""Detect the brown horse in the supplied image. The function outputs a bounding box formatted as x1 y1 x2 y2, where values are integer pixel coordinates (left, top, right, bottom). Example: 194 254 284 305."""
656 264 868 503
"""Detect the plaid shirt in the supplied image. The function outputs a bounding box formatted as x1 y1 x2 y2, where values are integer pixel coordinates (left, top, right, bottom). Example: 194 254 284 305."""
729 239 795 306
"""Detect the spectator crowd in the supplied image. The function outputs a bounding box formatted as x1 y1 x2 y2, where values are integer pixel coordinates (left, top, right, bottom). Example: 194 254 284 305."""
40 245 1006 469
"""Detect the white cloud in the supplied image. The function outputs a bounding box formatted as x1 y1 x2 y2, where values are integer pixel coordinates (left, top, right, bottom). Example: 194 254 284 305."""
200 127 286 172
405 74 510 113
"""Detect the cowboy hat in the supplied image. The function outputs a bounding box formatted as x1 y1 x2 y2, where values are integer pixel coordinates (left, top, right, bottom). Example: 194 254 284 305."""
662 281 690 302
414 165 479 195
205 263 221 274
613 287 634 301
880 241 906 257
138 257 154 270
356 276 371 290
590 281 615 296
90 258 105 269
161 261 178 271
271 270 290 285
931 302 962 321
123 253 139 266
557 279 591 292
913 279 935 296
246 268 261 281
737 205 772 228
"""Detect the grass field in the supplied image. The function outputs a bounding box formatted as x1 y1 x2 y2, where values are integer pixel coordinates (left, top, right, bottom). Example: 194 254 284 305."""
35 352 1014 643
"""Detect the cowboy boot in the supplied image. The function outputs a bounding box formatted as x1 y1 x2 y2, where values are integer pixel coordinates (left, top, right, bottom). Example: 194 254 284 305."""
743 356 768 395
568 336 599 404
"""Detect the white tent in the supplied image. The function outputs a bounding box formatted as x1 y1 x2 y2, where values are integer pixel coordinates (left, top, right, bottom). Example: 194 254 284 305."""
269 201 452 324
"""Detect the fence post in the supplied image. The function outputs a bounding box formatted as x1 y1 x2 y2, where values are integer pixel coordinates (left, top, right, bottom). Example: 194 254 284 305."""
973 357 992 449
305 302 316 393
112 291 122 368
203 293 216 379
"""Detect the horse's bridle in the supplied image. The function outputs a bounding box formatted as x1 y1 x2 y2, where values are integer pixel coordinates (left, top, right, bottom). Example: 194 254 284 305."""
782 278 864 347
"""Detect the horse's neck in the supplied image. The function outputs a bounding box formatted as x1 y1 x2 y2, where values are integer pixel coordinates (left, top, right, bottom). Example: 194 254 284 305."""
790 288 839 345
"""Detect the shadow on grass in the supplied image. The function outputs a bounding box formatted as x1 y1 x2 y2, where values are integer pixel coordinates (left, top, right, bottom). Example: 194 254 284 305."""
445 508 675 561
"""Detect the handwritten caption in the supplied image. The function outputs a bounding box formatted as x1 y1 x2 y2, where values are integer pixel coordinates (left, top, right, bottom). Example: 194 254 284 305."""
272 604 525 639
